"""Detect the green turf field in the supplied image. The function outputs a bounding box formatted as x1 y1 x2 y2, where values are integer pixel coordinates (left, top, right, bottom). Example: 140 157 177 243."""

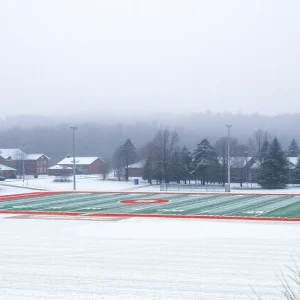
1 192 300 219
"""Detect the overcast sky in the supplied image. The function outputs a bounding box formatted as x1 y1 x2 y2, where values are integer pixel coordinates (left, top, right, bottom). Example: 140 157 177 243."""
0 0 299 117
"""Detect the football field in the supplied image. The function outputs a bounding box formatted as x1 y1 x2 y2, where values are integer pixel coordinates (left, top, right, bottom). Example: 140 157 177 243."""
1 191 300 221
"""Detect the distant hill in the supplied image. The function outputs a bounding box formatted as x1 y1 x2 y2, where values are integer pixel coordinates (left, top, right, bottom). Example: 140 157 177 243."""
0 112 299 164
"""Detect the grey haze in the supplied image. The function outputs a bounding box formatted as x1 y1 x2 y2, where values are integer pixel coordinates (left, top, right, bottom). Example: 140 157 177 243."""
1 0 300 117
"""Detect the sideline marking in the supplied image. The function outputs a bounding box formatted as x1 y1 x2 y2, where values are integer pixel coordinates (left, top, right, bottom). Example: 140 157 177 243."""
0 210 300 222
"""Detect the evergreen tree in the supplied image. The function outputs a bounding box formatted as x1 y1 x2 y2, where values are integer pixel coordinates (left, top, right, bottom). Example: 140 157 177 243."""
181 146 193 184
143 158 153 184
293 158 300 185
260 140 270 163
120 139 136 181
142 140 164 184
287 138 300 157
193 139 218 185
258 138 289 189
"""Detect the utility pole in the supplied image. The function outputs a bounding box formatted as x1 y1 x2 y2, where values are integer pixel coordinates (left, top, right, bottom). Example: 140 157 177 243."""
22 144 26 186
70 127 78 190
226 125 232 192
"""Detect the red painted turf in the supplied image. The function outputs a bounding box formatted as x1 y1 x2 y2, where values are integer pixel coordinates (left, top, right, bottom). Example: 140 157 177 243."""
0 209 299 222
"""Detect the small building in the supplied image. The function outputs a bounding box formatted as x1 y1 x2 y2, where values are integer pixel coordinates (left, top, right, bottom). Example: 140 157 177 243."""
48 165 73 177
126 160 146 178
25 154 50 175
57 157 104 174
0 148 26 161
0 164 17 179
287 157 298 169
0 149 50 176
0 155 8 166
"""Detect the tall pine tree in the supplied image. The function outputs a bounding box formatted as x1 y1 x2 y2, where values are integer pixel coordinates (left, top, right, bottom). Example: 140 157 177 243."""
120 139 136 181
260 140 269 163
287 138 300 157
258 138 289 189
193 139 218 185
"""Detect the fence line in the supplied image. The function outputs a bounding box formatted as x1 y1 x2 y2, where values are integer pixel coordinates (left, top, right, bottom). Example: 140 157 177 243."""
160 183 225 192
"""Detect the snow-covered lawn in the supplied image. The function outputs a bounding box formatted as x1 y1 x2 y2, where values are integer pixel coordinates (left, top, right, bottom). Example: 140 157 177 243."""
0 175 153 192
1 183 300 299
2 176 300 194
0 215 299 300
0 185 39 196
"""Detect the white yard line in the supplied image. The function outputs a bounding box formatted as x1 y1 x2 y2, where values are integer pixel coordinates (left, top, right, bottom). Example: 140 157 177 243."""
209 195 284 215
254 198 300 216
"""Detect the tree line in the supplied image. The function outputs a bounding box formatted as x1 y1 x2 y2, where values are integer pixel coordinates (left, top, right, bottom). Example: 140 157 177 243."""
1 112 300 165
112 129 300 189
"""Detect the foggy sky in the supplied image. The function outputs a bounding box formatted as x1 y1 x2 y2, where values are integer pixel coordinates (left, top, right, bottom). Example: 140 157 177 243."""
1 0 299 117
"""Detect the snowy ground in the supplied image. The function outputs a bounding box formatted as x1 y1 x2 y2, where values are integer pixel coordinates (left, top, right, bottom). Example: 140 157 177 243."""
1 175 300 194
1 182 300 299
0 215 299 300
0 185 39 196
0 175 153 192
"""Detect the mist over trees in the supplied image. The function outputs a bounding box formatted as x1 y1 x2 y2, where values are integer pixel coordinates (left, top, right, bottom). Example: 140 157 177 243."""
0 112 300 167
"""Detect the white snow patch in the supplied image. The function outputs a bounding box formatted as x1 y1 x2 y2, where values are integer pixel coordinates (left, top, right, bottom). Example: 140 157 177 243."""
0 215 300 299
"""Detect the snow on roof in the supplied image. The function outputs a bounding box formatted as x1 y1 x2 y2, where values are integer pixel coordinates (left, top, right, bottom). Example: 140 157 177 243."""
0 148 25 160
287 157 299 166
57 157 101 165
48 165 72 170
217 156 253 168
0 164 16 171
250 157 299 169
127 160 146 169
26 154 50 160
250 161 261 169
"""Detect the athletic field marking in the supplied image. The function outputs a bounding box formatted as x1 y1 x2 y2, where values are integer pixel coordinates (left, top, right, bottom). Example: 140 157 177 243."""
120 199 169 204
1 192 300 222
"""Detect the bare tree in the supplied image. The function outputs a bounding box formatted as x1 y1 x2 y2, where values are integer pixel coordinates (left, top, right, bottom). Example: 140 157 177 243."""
12 148 27 179
254 259 300 300
250 129 271 163
214 136 238 185
101 161 110 180
112 146 124 181
53 167 72 182
149 129 179 183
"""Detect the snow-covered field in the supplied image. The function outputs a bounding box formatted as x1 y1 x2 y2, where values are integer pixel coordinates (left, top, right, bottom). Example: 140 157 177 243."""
0 215 299 300
0 185 38 196
1 181 300 299
0 175 154 192
1 175 300 194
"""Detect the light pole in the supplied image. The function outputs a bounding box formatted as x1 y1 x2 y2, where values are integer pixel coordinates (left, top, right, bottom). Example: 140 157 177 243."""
22 144 26 186
244 150 249 188
226 125 232 192
70 127 78 190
